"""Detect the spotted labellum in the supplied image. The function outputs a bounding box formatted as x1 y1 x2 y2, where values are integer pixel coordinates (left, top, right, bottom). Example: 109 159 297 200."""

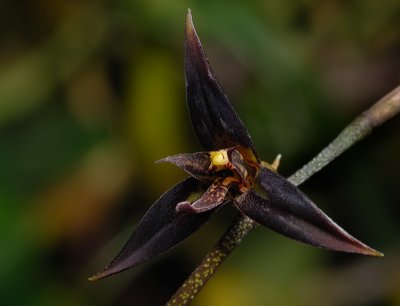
89 10 382 281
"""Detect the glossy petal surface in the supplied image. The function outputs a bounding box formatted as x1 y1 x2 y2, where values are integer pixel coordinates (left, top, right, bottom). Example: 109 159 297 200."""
185 10 258 160
235 167 382 256
90 178 215 280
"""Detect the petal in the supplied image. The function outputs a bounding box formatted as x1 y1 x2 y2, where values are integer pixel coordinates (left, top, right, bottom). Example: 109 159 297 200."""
157 152 211 179
89 178 215 280
185 10 258 162
235 167 382 256
176 178 230 213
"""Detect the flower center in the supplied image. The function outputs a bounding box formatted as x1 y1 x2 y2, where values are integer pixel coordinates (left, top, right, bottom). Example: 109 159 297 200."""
208 148 259 193
210 150 229 168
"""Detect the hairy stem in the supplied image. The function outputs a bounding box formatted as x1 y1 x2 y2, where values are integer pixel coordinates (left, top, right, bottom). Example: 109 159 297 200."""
167 84 400 306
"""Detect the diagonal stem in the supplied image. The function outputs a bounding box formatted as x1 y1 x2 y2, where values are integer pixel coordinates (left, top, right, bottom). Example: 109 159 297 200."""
166 214 257 306
167 84 400 306
289 84 400 186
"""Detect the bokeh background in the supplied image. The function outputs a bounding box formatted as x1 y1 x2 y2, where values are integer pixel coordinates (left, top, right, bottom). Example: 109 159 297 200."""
1 1 399 305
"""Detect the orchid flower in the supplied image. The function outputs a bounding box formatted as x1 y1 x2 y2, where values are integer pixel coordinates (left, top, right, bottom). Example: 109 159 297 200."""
90 10 382 281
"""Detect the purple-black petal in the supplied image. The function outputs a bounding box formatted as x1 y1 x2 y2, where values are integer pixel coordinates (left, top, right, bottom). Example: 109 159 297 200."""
185 10 258 161
89 178 215 280
235 166 382 256
157 152 211 180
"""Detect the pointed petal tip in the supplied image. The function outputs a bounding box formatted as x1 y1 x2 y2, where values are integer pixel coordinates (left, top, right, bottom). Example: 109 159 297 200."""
186 8 193 27
155 157 169 164
88 272 103 282
344 240 383 257
325 238 384 257
154 155 182 166
155 155 189 165
88 267 118 281
88 265 127 281
185 8 197 41
364 248 384 257
344 236 384 257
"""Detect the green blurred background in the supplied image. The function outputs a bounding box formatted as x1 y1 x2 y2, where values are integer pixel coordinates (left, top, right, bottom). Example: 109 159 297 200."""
1 1 399 305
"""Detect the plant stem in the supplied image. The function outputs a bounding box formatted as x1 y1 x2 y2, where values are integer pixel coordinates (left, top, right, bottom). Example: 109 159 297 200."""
290 84 400 186
167 84 400 306
166 214 256 306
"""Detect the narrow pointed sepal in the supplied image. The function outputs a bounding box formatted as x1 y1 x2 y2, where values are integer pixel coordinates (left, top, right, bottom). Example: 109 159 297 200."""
235 167 383 256
89 178 216 281
185 10 258 162
157 152 211 179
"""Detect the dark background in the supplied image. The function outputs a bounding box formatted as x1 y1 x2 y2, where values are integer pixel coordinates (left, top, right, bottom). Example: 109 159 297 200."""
0 1 399 305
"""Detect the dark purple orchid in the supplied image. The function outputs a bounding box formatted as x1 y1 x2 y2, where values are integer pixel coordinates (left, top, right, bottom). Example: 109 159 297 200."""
89 10 382 281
